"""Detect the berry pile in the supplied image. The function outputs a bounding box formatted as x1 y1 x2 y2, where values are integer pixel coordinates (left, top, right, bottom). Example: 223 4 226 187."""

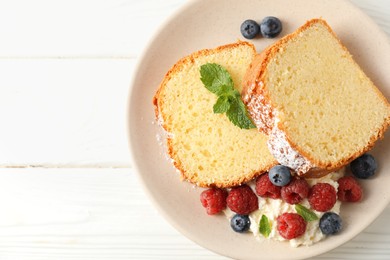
255 173 281 199
231 214 251 233
337 176 363 202
320 212 342 235
200 188 228 215
240 17 283 39
199 154 376 242
277 213 306 239
227 185 258 215
281 178 309 204
308 183 337 212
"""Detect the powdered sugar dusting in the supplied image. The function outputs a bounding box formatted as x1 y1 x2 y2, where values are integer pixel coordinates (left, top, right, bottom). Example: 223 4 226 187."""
156 113 164 127
243 80 315 174
267 120 314 175
156 110 175 138
243 81 275 135
155 110 175 162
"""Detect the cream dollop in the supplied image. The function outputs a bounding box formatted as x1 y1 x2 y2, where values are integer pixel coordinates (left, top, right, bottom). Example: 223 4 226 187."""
224 169 345 247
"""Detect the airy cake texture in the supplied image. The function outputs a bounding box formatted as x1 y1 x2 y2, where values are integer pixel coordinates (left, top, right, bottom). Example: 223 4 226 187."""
243 19 390 176
154 42 277 187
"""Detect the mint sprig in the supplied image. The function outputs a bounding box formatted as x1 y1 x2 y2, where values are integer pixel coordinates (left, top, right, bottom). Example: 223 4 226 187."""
200 63 256 129
259 214 271 238
295 204 319 222
213 95 231 114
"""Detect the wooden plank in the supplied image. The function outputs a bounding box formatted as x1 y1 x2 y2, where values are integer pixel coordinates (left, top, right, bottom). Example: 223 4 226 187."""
0 0 185 58
0 0 387 58
0 168 387 259
0 59 134 167
0 168 228 259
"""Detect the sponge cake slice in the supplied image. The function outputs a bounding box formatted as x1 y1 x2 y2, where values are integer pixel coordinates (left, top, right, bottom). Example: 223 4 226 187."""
154 42 277 187
242 19 390 176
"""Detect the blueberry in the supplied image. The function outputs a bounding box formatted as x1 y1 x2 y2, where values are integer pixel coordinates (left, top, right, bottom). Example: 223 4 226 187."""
260 16 282 38
269 165 291 186
319 212 342 235
350 154 377 179
230 214 251 233
240 20 260 39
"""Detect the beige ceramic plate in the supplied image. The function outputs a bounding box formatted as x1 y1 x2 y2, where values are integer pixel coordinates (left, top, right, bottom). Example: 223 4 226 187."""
128 0 390 259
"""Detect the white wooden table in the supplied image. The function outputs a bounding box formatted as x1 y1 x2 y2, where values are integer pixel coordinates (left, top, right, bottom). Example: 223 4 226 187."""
0 0 389 259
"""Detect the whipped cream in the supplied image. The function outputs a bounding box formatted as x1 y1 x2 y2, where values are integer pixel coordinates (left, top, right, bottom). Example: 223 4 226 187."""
224 169 345 247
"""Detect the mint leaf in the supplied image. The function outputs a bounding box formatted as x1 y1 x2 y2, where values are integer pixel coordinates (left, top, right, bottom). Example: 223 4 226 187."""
295 204 319 221
259 215 271 238
213 96 231 114
216 85 233 96
199 63 256 130
200 63 234 94
226 99 256 129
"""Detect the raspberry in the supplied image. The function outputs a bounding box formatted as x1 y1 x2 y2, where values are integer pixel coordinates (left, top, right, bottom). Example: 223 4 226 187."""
281 178 309 204
200 188 228 215
337 176 363 202
227 185 259 215
255 173 281 199
277 213 306 239
308 183 337 212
